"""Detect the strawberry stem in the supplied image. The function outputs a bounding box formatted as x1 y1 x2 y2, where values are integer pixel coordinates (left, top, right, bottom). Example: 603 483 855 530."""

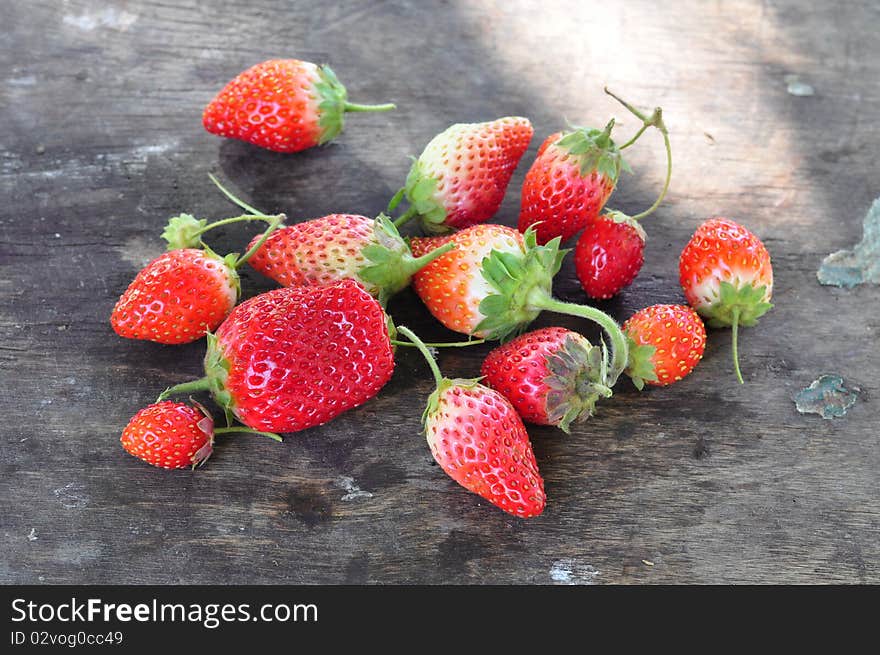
401 241 455 275
213 427 283 442
192 213 282 238
233 214 285 268
157 377 212 402
390 337 485 348
397 326 444 388
392 205 419 228
344 102 396 113
209 173 267 216
731 307 745 384
527 293 629 387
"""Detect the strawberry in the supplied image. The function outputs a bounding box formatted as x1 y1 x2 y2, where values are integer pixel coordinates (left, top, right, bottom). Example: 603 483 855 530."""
247 213 453 305
203 59 395 153
574 91 672 299
397 326 545 518
574 212 647 299
622 304 706 389
410 224 630 389
111 248 240 345
111 178 284 345
121 401 280 470
388 117 533 234
679 218 773 383
158 280 395 433
481 327 611 433
122 401 214 469
517 121 624 245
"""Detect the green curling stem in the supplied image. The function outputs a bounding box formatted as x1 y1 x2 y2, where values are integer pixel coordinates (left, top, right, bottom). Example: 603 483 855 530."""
213 427 282 442
157 377 212 402
392 205 419 228
396 326 444 388
731 307 745 385
528 294 629 387
344 102 396 113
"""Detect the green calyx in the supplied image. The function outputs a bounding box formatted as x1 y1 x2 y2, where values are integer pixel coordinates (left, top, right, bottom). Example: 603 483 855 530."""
624 336 659 391
401 159 448 233
314 65 396 145
555 119 630 182
358 214 455 306
544 336 613 433
475 227 566 340
700 281 773 328
699 281 773 385
162 214 207 249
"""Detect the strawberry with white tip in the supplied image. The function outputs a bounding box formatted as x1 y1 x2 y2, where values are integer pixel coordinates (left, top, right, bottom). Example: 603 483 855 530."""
389 117 533 234
679 218 773 383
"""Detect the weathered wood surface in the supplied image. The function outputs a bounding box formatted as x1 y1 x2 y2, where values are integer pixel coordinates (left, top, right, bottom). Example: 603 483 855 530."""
1 0 878 584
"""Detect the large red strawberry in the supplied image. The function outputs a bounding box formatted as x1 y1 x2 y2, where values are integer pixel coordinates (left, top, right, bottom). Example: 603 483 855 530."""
574 90 671 299
247 213 453 305
409 224 629 388
158 280 395 433
388 117 533 234
111 211 283 345
398 326 545 518
203 59 395 153
622 304 706 389
517 121 624 245
481 327 611 433
121 401 280 470
679 218 773 383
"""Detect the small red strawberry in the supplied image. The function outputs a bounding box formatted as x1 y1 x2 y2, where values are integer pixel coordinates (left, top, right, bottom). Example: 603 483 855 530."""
121 401 280 470
398 326 545 518
575 212 647 299
481 327 611 433
622 304 707 389
122 401 214 469
409 224 630 388
203 59 395 153
574 90 672 299
247 213 453 305
158 280 395 433
679 218 773 383
111 208 283 345
389 117 533 233
517 121 624 245
111 246 239 345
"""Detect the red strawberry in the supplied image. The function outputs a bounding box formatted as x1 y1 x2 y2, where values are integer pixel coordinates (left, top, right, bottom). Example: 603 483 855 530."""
121 401 214 469
111 248 240 345
622 304 707 389
481 327 611 433
247 213 453 304
111 208 283 345
410 224 630 387
159 280 395 433
517 121 624 245
203 59 395 153
398 326 545 518
575 212 647 299
574 91 672 299
389 117 533 233
679 218 773 383
121 401 281 470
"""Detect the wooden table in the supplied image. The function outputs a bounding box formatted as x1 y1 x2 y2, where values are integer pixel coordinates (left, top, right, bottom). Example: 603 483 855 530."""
2 0 878 584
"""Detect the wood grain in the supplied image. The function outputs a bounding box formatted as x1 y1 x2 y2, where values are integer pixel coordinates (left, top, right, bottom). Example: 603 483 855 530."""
1 0 878 584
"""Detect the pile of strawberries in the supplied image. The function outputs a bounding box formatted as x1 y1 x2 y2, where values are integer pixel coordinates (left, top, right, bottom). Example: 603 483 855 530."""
113 59 774 518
